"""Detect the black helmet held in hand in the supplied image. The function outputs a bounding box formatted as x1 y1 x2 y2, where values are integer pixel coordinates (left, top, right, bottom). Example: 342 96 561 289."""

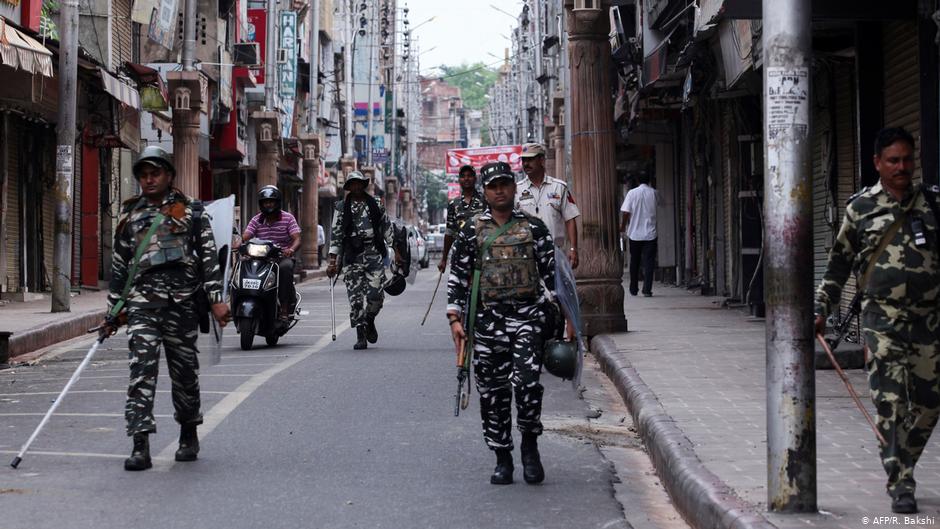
258 185 282 215
542 339 579 380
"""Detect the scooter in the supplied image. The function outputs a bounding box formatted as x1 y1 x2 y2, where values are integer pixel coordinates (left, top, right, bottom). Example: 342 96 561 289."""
231 239 301 350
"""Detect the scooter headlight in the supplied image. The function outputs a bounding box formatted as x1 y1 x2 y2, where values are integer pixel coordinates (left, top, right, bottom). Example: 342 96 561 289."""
246 243 271 258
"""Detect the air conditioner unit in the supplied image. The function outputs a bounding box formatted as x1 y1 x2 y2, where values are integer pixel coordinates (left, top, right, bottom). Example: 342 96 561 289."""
609 5 639 64
233 42 260 67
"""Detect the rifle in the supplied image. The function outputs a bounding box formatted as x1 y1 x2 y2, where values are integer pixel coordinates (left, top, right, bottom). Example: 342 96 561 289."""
825 289 861 352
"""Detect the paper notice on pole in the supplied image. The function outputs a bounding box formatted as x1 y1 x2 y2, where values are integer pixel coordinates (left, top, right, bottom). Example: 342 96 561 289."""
766 67 809 141
56 145 73 176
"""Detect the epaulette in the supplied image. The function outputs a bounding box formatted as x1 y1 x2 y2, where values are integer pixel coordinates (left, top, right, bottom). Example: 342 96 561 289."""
845 186 870 206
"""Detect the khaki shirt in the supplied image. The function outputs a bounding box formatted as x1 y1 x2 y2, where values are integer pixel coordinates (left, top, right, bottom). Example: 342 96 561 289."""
515 175 580 248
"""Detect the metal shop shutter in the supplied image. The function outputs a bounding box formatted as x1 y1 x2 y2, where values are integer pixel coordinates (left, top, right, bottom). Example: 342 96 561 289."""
812 68 833 290
883 21 921 182
834 61 861 340
4 117 20 291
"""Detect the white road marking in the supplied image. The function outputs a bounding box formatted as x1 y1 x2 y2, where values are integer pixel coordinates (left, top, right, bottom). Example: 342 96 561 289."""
0 449 174 461
153 320 352 468
0 413 174 418
0 390 230 397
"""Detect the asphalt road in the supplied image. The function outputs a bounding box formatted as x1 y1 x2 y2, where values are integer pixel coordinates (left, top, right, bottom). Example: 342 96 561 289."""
0 269 687 529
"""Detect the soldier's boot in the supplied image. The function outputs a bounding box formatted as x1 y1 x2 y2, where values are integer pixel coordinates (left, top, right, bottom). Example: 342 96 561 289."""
892 493 918 514
353 326 368 350
124 433 152 471
490 449 514 485
520 433 545 484
174 424 200 462
365 315 378 344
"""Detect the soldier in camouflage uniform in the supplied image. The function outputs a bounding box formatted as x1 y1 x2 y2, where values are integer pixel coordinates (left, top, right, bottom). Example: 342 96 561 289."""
100 146 231 471
438 164 487 272
815 127 940 514
446 161 558 485
326 171 399 350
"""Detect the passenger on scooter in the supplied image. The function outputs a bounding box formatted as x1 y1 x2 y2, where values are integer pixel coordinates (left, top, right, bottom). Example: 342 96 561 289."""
239 186 301 317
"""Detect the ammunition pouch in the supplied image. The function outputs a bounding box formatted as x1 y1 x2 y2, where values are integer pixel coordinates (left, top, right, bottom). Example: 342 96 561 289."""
195 287 211 333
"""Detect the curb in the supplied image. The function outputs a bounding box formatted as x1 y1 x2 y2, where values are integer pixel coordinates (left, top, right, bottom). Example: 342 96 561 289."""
9 309 106 360
7 273 329 360
591 334 777 529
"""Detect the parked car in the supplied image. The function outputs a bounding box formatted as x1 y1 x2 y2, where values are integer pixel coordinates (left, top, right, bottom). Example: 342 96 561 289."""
427 223 446 255
407 225 429 269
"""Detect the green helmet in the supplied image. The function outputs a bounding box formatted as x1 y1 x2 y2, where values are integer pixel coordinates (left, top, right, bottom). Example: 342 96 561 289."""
542 339 578 380
133 146 175 178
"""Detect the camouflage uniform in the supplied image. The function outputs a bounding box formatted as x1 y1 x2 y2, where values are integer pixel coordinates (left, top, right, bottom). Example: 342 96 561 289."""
447 210 557 450
329 199 394 327
444 192 487 239
109 190 223 436
816 180 940 500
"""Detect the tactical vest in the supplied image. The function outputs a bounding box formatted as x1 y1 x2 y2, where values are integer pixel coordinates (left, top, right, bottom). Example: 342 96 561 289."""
131 205 194 272
475 217 539 303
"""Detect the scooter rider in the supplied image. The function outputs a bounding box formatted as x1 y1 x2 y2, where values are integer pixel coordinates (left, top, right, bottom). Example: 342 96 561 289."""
240 186 301 316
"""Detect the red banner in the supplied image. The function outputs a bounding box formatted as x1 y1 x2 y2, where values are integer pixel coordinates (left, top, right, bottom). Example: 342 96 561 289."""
445 145 523 175
247 9 266 84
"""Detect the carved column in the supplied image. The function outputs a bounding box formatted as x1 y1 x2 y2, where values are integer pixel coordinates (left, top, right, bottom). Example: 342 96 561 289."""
252 110 281 188
544 124 557 176
299 133 321 269
339 156 358 190
361 166 376 196
385 179 399 219
565 1 626 335
167 71 206 196
552 124 566 180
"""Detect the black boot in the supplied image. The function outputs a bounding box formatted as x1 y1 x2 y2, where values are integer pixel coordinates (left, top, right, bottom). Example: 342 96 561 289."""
892 492 918 514
365 315 378 344
353 325 368 350
521 433 544 484
175 424 200 462
490 449 514 485
124 433 152 471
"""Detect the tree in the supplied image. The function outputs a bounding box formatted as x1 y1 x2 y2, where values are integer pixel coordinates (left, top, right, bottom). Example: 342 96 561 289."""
437 63 498 111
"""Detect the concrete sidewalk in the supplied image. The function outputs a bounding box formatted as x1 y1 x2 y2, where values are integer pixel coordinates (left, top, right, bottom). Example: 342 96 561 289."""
0 271 326 362
592 283 940 529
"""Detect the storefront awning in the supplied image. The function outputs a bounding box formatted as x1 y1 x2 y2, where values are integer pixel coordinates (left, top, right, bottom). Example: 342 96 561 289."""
99 68 141 109
0 17 54 78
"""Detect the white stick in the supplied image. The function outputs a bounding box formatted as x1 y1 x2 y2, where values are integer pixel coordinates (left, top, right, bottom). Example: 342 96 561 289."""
11 339 102 468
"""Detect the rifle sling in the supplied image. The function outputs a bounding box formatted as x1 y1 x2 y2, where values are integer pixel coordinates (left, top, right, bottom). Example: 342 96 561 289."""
857 196 918 293
464 217 519 360
110 213 166 318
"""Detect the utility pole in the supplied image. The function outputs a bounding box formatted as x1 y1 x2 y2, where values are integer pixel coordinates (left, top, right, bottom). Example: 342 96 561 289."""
365 0 376 167
763 0 816 513
265 0 277 111
168 0 204 195
52 0 79 312
308 0 320 132
182 0 196 70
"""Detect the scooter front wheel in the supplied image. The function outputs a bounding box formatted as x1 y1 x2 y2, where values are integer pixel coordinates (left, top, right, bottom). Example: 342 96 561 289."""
238 317 258 350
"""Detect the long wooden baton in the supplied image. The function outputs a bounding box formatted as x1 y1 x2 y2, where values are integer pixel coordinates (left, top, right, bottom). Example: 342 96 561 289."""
421 271 444 326
815 333 886 446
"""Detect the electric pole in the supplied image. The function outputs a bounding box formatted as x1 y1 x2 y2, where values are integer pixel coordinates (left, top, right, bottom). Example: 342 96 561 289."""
52 0 79 312
763 0 816 513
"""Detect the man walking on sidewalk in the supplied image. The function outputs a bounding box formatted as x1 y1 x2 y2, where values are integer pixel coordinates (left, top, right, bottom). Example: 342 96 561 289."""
815 127 940 514
100 146 231 471
447 161 559 485
619 172 658 296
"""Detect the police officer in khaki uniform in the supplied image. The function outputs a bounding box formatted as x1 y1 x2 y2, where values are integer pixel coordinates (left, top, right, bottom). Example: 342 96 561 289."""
447 161 558 485
100 146 231 471
515 143 581 269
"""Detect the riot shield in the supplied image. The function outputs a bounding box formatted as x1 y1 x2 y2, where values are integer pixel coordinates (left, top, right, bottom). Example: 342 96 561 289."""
554 247 585 389
204 195 236 366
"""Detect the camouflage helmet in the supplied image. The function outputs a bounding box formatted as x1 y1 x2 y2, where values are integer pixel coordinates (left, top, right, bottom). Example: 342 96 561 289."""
542 339 578 380
133 146 175 178
344 170 370 189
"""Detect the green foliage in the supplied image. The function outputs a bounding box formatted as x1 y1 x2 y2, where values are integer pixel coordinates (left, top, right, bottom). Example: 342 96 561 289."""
424 171 449 212
436 63 499 111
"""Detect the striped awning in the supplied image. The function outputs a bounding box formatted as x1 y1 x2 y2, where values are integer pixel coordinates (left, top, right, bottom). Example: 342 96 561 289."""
100 68 141 110
0 17 54 78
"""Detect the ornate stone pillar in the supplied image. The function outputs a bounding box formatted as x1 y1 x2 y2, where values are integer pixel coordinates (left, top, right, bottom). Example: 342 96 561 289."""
385 179 399 219
252 110 281 188
565 1 626 335
544 124 557 177
339 156 358 190
299 133 321 269
552 124 566 180
167 71 206 196
361 166 376 196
